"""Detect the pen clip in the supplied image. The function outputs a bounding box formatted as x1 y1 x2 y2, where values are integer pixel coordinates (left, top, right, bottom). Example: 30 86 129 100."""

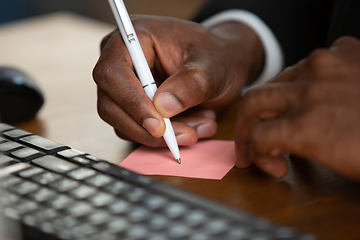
113 0 136 43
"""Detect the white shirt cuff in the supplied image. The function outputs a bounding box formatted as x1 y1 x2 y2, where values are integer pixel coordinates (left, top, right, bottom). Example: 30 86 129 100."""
201 9 284 93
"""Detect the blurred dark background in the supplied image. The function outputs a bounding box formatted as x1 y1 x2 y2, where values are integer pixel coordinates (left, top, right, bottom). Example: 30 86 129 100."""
0 0 207 24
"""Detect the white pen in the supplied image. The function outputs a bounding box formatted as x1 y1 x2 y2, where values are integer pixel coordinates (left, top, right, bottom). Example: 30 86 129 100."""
108 0 181 164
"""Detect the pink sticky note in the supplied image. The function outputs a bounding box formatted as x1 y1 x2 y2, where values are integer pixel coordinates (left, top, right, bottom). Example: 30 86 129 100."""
120 140 236 180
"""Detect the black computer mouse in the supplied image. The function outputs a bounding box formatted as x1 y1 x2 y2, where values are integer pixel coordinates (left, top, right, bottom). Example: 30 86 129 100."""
0 66 44 124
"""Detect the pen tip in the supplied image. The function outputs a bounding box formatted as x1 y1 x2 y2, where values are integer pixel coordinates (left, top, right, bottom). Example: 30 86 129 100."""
177 158 181 164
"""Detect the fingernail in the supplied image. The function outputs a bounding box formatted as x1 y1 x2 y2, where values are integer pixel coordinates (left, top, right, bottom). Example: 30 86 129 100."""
202 110 216 120
196 123 216 138
155 92 182 117
176 132 197 145
143 118 162 137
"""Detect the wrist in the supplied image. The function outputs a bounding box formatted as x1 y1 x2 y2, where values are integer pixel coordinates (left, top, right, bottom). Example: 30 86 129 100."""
210 22 265 85
202 9 284 93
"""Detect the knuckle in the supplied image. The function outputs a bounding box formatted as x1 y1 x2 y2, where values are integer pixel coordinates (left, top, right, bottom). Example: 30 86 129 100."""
92 60 111 85
96 97 112 123
241 86 261 108
306 48 337 71
332 36 359 46
186 67 212 101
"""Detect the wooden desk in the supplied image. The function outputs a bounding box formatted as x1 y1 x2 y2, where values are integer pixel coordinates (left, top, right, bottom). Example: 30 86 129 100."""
1 13 360 240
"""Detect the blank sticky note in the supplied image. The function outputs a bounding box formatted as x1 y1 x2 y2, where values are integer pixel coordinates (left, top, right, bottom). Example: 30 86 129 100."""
119 140 236 180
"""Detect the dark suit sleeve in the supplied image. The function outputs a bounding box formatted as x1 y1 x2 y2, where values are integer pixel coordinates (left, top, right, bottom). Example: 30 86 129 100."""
193 0 334 67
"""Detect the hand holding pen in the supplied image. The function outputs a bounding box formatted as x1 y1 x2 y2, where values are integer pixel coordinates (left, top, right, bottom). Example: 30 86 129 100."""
92 4 258 155
107 0 181 163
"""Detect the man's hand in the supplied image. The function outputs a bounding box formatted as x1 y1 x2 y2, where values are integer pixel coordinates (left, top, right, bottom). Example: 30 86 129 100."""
93 15 263 147
236 36 360 181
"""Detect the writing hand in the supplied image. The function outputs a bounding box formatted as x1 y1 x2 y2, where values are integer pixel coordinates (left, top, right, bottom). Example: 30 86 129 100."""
93 15 263 147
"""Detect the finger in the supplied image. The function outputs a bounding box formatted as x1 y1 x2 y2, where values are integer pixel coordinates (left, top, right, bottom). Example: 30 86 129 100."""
100 29 118 51
235 82 304 168
153 62 213 118
252 155 289 178
153 47 243 118
93 33 166 138
241 82 305 120
97 89 166 147
250 117 314 177
176 116 217 139
267 64 299 84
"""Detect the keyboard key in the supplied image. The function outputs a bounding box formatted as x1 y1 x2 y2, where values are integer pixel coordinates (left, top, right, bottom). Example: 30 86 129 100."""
85 155 104 162
204 218 229 235
109 199 131 214
148 214 168 231
17 167 44 178
167 222 192 239
67 202 94 217
275 227 298 238
33 208 58 222
0 155 18 167
189 232 211 240
28 188 57 202
52 215 79 230
17 200 39 214
84 174 114 187
89 192 114 207
74 224 98 238
144 195 168 211
9 181 40 195
148 233 168 240
1 175 23 188
1 192 21 206
49 178 80 192
31 171 62 185
67 168 96 180
126 224 149 240
68 185 97 199
32 155 78 174
57 149 86 159
104 181 131 194
69 156 94 166
49 195 74 210
226 227 251 239
0 141 23 153
23 214 37 227
20 135 69 154
93 162 135 181
90 231 117 240
0 123 14 132
88 210 112 225
40 222 55 234
127 187 147 203
10 147 45 162
184 210 207 227
2 129 32 140
106 217 129 234
128 207 150 223
164 202 188 219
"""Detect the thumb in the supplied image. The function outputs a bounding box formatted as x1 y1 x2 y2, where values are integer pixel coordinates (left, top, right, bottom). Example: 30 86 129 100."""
153 63 212 118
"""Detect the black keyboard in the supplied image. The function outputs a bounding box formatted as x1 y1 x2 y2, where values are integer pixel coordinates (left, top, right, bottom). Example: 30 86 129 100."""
0 123 317 240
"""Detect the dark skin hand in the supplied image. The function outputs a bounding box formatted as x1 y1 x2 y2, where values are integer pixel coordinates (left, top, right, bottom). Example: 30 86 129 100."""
236 36 360 181
93 15 263 147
